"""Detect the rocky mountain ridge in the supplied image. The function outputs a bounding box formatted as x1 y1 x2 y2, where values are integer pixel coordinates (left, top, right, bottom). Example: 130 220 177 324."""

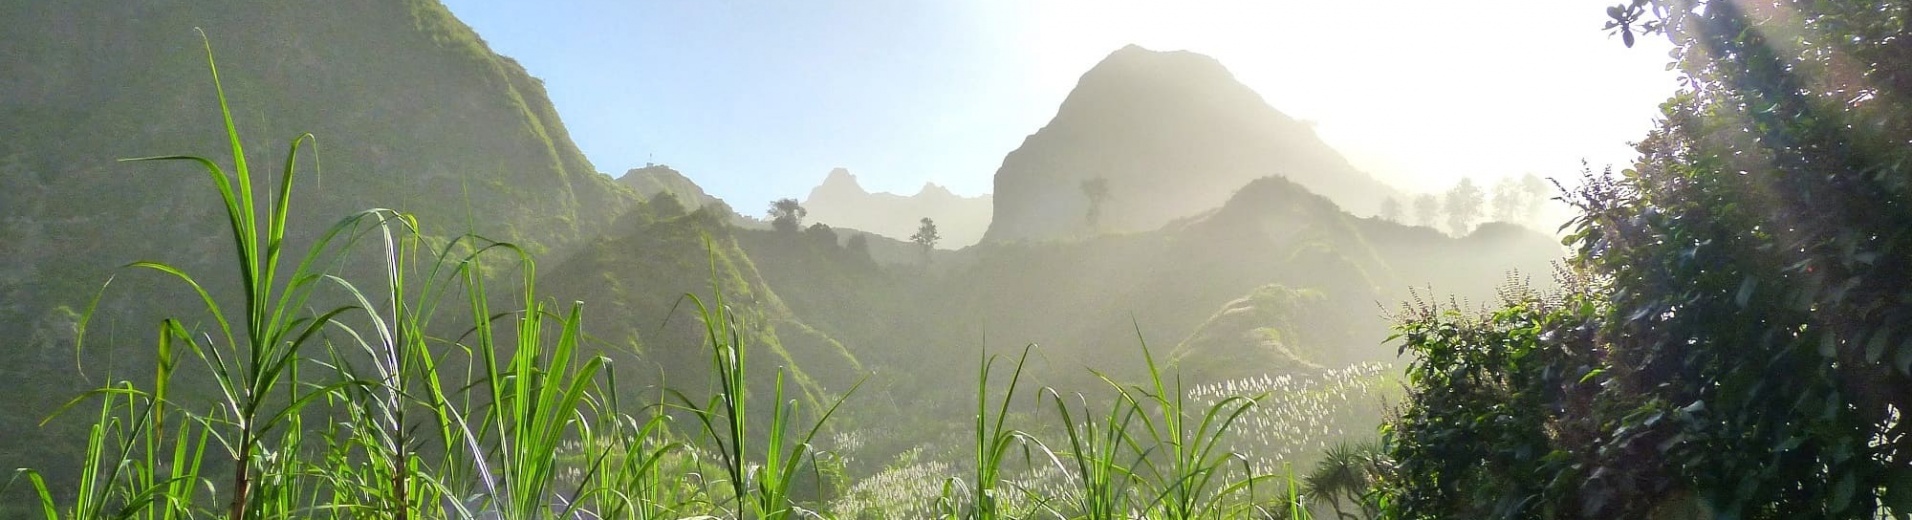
803 167 992 247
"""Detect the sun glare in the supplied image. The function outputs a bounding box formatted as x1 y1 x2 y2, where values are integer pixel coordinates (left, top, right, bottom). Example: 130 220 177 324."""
998 0 1681 195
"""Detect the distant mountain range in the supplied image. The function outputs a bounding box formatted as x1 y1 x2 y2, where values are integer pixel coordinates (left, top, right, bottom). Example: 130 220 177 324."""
802 167 992 248
983 44 1401 243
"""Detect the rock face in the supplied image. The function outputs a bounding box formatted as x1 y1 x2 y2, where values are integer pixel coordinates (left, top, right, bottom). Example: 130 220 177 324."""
802 167 992 247
981 44 1398 243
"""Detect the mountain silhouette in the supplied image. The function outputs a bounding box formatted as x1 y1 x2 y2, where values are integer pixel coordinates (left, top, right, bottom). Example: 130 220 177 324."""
982 44 1400 243
802 167 993 248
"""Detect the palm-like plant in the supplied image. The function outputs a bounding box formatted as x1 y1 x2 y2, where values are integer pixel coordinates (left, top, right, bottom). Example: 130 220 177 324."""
1302 441 1384 520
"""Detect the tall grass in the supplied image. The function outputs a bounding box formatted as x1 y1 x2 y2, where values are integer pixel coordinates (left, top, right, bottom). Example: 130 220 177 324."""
25 35 702 519
672 255 860 520
20 34 1364 520
1034 337 1293 520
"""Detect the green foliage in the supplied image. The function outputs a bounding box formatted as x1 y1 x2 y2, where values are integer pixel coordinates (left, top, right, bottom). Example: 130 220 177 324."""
1302 440 1386 520
1380 2 1912 517
1379 283 1603 519
938 345 1038 520
22 40 720 519
670 251 861 520
1582 1 1910 516
911 217 941 264
768 198 807 234
1107 338 1270 520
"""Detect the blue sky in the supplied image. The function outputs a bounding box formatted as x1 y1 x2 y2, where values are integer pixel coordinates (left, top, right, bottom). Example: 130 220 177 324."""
442 0 1680 212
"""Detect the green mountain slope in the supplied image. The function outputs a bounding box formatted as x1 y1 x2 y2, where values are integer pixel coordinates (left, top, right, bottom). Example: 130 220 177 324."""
618 164 725 210
748 174 1560 395
0 0 613 484
0 0 867 492
535 207 864 409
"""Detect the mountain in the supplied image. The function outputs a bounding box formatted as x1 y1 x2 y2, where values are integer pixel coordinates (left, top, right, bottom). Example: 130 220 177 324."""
749 174 1561 397
0 0 861 491
802 168 993 248
618 163 724 210
1166 285 1328 383
536 207 864 411
1 0 626 477
981 44 1400 243
4 5 1564 508
0 0 641 358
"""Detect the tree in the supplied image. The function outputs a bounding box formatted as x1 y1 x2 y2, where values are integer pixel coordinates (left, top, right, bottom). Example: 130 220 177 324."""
1489 176 1527 223
1518 173 1550 219
1381 2 1912 517
1080 177 1111 230
846 232 870 258
909 217 939 264
1442 177 1484 236
648 192 687 219
1305 440 1387 520
1585 3 1912 515
804 222 836 247
1378 196 1404 223
1411 194 1439 228
1382 280 1604 519
767 197 806 233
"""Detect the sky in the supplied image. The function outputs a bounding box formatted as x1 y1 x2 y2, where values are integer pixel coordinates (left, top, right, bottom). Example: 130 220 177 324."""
441 0 1681 211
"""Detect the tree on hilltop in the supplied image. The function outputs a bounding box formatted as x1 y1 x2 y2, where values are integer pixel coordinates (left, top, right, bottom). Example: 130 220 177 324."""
1081 176 1111 231
1442 178 1484 236
768 198 806 233
910 217 939 265
1412 194 1439 228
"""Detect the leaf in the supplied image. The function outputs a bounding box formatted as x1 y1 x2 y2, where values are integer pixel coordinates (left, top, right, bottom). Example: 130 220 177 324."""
1896 335 1912 376
1885 467 1912 516
1579 368 1607 384
1831 471 1856 513
1735 276 1757 308
1866 327 1891 363
1776 436 1805 451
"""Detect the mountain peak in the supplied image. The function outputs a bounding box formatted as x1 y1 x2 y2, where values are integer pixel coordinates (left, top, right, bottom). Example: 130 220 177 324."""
802 168 992 247
916 182 954 198
1099 44 1223 69
820 167 864 193
980 45 1398 243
